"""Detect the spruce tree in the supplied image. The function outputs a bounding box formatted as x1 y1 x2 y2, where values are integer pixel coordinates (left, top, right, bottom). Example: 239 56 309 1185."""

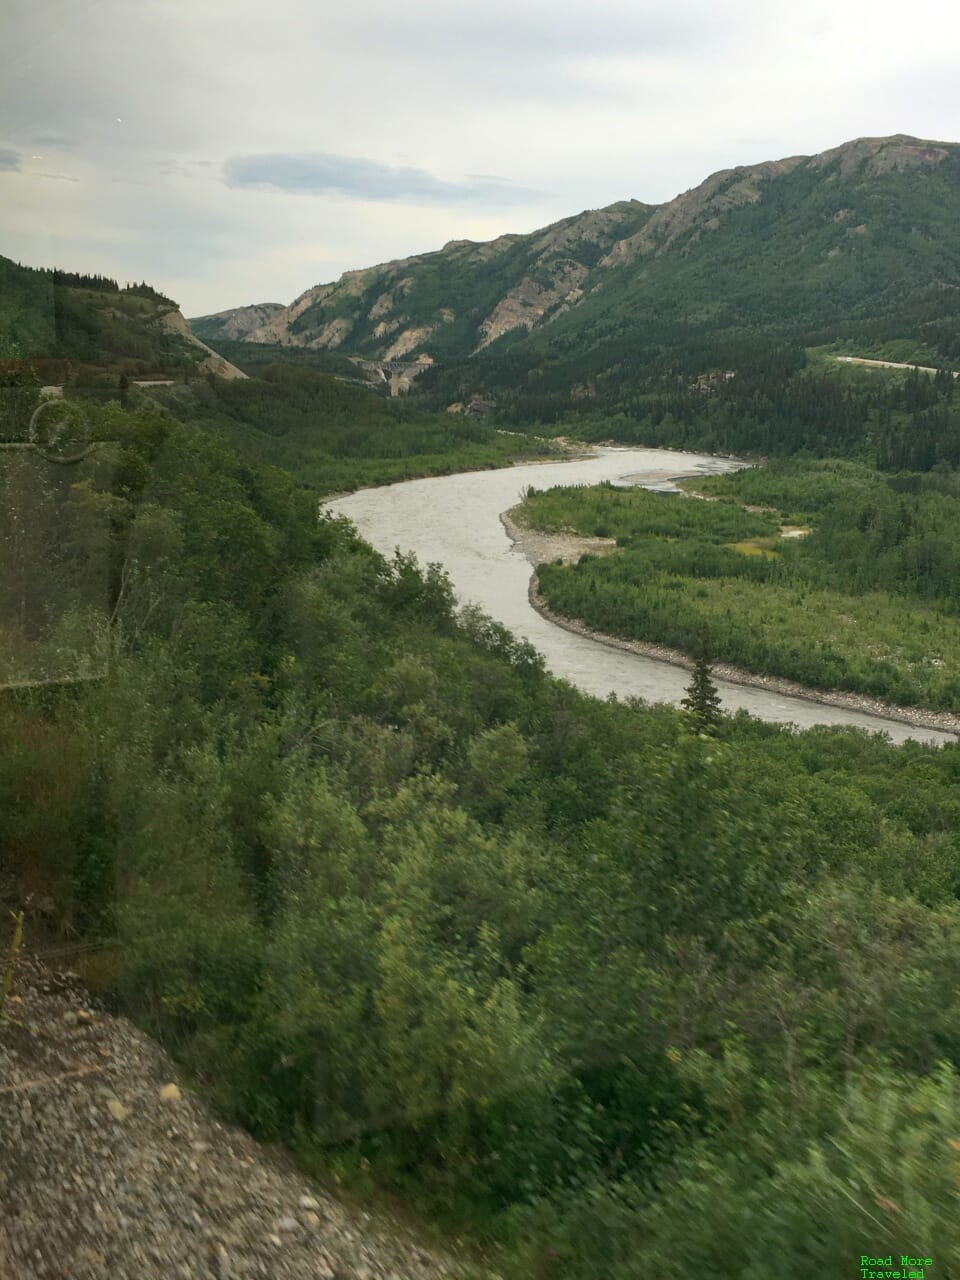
682 629 722 733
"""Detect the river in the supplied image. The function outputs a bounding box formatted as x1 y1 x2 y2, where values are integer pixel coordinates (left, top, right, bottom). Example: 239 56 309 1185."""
327 447 957 747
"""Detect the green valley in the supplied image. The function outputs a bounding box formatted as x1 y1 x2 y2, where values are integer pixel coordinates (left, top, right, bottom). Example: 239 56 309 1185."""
525 459 960 713
7 127 960 1279
8 394 960 1279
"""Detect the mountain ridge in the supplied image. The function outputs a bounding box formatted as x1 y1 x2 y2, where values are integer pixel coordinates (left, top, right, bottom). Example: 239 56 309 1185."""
190 134 960 375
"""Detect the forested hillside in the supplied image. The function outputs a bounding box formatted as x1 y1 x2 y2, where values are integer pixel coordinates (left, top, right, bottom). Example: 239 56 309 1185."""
147 364 555 491
195 135 960 425
7 388 960 1276
0 254 238 377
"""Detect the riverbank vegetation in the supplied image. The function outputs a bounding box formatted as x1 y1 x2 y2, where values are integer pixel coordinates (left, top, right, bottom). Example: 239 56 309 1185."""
149 365 555 493
7 399 960 1276
457 337 960 469
527 464 960 712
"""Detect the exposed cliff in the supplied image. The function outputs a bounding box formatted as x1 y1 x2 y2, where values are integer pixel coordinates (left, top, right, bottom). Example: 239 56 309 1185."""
190 135 960 375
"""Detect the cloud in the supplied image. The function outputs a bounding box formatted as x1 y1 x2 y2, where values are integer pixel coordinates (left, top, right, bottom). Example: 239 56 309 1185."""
330 0 734 69
30 131 80 152
0 148 21 171
223 152 544 206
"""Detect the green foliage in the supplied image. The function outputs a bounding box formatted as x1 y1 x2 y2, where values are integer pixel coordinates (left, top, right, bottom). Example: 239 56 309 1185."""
522 481 777 543
0 253 207 374
11 390 960 1275
681 650 722 734
528 468 960 710
196 339 366 381
150 364 555 493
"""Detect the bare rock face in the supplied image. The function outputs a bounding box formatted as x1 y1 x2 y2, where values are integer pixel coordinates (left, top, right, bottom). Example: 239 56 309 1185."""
159 309 247 379
383 325 435 360
189 303 285 341
474 259 589 351
190 133 959 370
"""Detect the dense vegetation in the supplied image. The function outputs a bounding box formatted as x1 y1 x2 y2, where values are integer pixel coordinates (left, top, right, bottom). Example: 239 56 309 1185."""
149 364 555 493
199 338 367 382
8 202 960 1274
7 391 960 1277
421 339 960 470
0 254 205 373
527 464 960 710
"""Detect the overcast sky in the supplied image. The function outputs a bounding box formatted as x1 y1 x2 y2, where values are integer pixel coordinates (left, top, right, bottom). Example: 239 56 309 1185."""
2 0 958 315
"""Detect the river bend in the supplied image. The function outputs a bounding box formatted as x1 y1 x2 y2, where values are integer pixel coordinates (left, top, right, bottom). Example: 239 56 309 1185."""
327 448 957 747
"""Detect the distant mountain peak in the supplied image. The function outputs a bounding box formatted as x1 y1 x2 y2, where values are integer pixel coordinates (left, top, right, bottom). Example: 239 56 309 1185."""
809 133 954 178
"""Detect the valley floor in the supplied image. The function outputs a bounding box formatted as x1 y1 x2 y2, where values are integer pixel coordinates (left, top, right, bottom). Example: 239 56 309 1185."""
502 507 960 738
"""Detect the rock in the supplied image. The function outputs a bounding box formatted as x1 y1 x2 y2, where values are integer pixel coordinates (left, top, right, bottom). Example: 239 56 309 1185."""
76 1008 94 1024
207 1241 231 1275
158 1082 181 1102
2 951 481 1280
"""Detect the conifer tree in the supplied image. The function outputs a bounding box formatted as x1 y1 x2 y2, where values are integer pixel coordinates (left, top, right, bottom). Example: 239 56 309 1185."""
682 628 722 733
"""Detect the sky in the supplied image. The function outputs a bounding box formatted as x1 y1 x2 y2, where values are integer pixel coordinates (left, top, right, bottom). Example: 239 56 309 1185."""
1 0 959 316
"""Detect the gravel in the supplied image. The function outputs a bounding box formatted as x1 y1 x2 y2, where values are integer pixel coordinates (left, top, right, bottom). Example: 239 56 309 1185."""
0 955 498 1280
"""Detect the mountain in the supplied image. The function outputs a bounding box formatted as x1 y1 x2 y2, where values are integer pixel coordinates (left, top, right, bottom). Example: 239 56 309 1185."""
189 301 286 343
190 200 657 360
0 256 245 378
191 135 960 386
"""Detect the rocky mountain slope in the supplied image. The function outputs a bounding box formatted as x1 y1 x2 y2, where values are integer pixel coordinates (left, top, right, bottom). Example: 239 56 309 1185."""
191 302 286 343
191 200 656 360
191 135 960 375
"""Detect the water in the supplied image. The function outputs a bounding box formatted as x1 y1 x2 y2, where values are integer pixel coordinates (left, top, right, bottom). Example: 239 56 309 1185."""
327 447 957 747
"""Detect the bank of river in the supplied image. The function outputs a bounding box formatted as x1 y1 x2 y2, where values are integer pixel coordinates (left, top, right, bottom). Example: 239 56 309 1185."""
327 447 958 747
502 508 960 738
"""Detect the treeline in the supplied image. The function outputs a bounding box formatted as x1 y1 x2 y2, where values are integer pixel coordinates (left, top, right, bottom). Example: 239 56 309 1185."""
38 270 174 306
7 407 960 1274
0 254 195 374
200 339 365 382
419 326 960 470
48 269 120 292
154 363 555 492
122 280 176 305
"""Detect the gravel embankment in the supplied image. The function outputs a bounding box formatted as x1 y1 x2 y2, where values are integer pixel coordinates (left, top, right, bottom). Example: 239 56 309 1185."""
0 953 497 1280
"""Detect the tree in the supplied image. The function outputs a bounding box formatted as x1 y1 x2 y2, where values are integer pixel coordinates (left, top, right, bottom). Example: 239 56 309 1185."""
682 629 722 733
